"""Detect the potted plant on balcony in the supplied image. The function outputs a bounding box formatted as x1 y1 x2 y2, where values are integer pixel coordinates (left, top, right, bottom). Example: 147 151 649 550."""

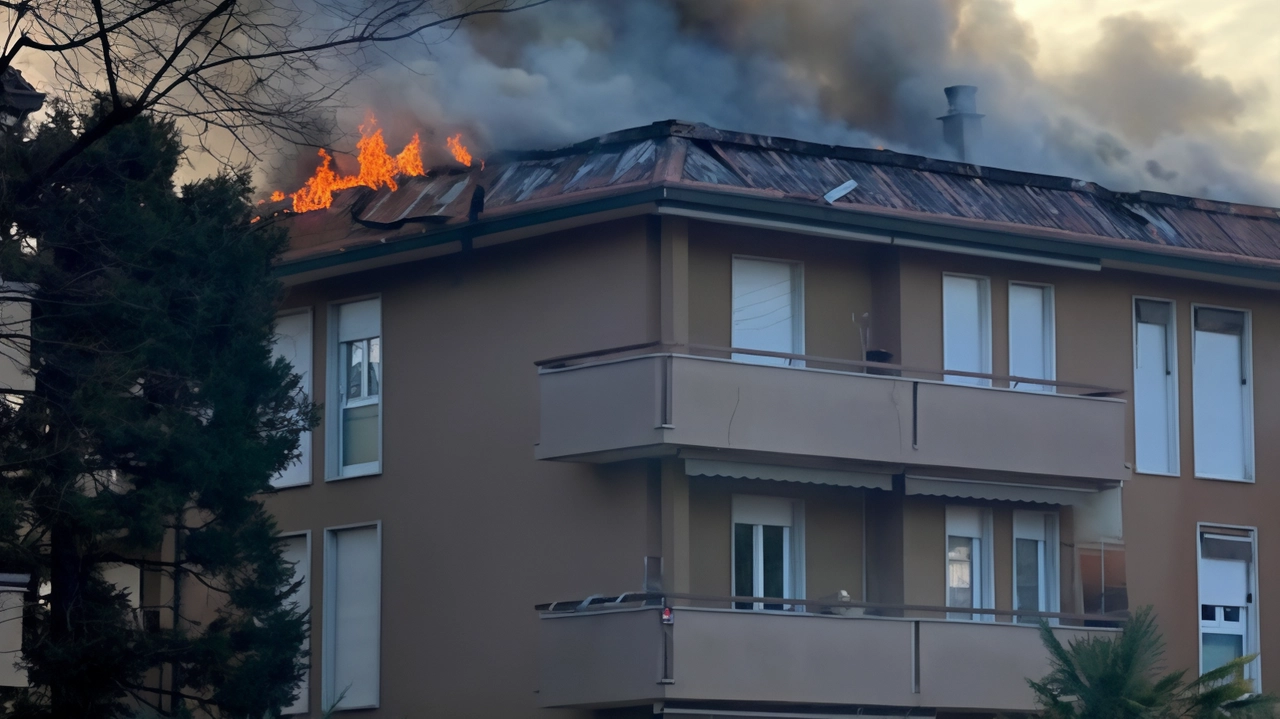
1028 606 1274 718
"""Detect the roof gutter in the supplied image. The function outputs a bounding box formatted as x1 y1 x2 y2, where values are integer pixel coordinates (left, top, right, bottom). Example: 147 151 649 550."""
275 184 1280 288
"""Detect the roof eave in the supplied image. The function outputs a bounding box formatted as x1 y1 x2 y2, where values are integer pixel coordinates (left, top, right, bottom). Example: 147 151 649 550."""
275 183 1280 289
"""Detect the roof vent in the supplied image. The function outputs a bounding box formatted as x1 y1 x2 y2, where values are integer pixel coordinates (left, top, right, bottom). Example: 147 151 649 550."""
938 85 984 163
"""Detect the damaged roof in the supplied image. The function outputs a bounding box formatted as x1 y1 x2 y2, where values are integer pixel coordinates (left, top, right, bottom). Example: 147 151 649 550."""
263 120 1280 280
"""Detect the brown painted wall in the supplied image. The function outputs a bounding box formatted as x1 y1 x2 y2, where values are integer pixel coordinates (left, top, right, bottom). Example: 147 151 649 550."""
686 477 864 601
265 211 1280 717
267 219 659 719
895 247 1280 680
687 221 873 360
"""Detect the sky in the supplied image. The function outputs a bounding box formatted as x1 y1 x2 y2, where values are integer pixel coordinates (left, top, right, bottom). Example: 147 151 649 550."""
15 0 1275 204
1015 0 1280 187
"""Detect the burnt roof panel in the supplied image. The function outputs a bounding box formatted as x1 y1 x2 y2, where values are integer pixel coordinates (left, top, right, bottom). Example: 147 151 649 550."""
268 119 1280 272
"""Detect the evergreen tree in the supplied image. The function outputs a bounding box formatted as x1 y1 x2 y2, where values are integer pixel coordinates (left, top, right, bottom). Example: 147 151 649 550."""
0 100 317 718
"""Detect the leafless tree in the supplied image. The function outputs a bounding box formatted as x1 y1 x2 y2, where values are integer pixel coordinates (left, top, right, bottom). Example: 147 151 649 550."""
0 0 551 183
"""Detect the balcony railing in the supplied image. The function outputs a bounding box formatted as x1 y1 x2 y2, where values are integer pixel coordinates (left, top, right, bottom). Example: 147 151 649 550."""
535 592 1124 712
535 344 1128 483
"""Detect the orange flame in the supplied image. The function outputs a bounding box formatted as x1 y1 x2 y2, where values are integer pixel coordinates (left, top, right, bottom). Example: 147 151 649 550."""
447 133 473 167
274 116 427 212
396 133 424 176
270 117 484 212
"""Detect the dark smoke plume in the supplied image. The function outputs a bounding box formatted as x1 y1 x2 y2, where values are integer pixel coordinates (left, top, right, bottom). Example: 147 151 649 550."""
301 0 1278 205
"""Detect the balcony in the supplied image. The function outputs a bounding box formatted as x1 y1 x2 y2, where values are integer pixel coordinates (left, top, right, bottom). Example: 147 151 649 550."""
536 596 1121 713
535 347 1127 484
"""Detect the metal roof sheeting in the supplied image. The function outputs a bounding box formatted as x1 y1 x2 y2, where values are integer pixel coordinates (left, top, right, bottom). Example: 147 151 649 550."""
264 120 1280 271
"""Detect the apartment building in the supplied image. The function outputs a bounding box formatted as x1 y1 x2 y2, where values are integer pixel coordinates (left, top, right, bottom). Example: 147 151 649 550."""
248 119 1280 719
7 116 1273 717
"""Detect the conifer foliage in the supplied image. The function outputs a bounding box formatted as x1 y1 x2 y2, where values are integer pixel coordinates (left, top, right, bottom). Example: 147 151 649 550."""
0 101 317 718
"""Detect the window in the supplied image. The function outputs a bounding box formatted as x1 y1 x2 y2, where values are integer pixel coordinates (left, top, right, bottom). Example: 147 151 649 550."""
1079 542 1127 616
272 310 313 488
942 274 991 386
731 257 804 366
731 495 804 610
1008 283 1054 392
101 563 142 610
0 283 32 395
329 299 381 479
1197 529 1256 685
323 523 381 711
945 505 993 620
1013 511 1060 622
281 533 311 714
1192 306 1252 481
1133 299 1178 475
0 579 23 687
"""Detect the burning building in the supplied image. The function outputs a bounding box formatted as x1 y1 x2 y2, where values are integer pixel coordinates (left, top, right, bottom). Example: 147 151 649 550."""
186 101 1280 716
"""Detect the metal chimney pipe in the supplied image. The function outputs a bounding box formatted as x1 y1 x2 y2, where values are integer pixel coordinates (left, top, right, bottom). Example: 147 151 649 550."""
938 85 984 162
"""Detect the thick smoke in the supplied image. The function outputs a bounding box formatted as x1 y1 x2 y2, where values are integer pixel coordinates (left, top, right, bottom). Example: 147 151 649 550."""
305 0 1277 205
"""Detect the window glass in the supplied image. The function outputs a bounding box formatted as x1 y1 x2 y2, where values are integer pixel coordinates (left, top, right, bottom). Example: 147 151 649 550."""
1202 633 1244 673
342 404 379 467
943 275 990 385
762 525 786 610
1134 299 1177 474
1009 283 1053 391
1192 307 1250 480
733 523 753 609
367 337 381 396
1015 537 1041 620
732 257 801 366
947 536 974 609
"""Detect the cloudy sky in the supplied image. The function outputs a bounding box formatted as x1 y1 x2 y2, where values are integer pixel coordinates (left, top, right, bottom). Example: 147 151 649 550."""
1016 0 1279 192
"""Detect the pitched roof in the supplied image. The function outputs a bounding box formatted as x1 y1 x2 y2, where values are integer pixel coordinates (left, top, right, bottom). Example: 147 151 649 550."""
264 120 1280 277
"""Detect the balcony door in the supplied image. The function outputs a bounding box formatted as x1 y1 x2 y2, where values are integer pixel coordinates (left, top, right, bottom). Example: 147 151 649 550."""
946 505 993 620
1198 530 1256 684
1008 283 1054 392
943 274 991 386
732 495 804 610
732 257 804 366
1013 510 1060 623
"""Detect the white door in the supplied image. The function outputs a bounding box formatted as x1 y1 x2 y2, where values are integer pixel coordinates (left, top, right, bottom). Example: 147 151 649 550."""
1199 533 1254 679
943 275 991 385
1008 283 1054 392
732 258 802 366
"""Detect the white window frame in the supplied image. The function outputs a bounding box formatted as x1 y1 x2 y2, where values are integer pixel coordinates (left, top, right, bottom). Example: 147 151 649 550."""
272 308 314 489
322 521 382 712
326 296 383 480
280 530 312 715
942 273 992 386
730 495 805 610
1007 281 1055 392
945 505 995 621
1012 510 1060 622
731 255 805 367
1196 523 1260 689
1190 303 1253 483
1132 296 1180 477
